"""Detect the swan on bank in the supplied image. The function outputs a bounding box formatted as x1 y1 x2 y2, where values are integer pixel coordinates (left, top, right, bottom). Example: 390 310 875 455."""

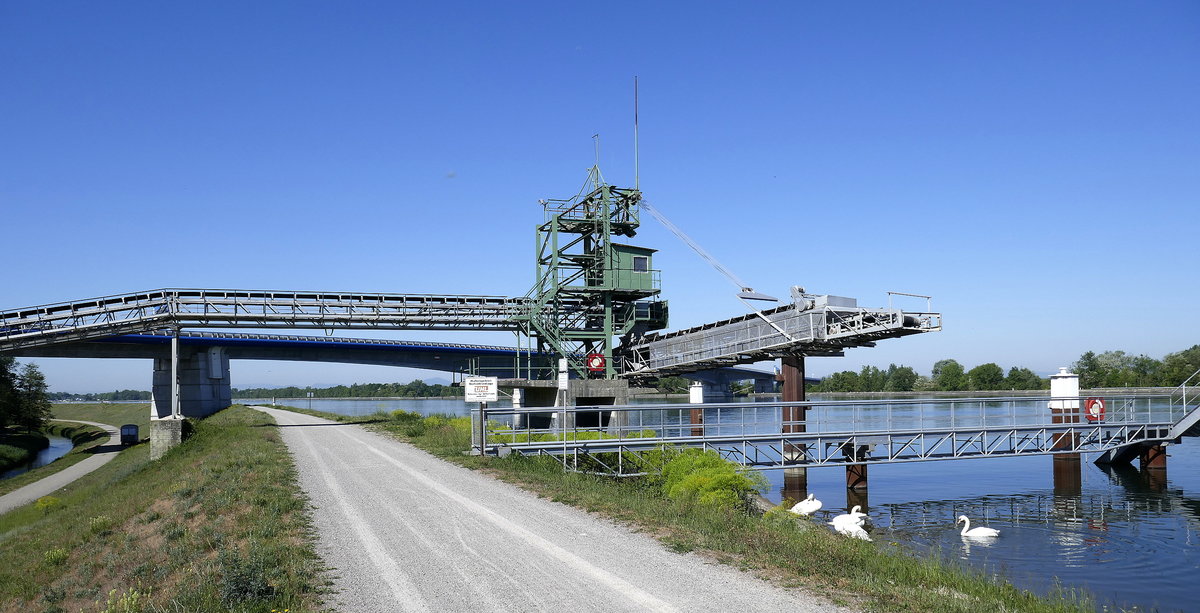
789 494 822 516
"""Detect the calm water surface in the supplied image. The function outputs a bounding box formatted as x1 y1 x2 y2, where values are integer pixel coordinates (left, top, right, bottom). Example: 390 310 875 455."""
261 395 1199 612
0 435 73 480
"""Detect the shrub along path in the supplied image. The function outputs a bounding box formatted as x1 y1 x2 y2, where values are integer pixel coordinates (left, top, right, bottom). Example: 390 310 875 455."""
0 420 120 514
253 406 850 613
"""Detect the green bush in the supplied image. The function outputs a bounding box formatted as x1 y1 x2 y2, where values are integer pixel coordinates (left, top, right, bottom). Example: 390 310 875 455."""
657 449 766 509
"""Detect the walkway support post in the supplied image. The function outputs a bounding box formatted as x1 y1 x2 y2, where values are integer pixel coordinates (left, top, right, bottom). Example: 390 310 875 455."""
688 381 704 436
1140 444 1167 470
780 355 808 498
1049 367 1082 486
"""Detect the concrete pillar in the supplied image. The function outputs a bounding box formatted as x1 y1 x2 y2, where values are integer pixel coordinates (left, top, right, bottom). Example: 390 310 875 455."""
149 419 183 461
688 381 704 436
150 345 232 459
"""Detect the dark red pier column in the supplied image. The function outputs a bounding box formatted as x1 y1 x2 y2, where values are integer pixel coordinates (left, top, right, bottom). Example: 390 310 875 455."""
1140 444 1167 470
780 355 808 492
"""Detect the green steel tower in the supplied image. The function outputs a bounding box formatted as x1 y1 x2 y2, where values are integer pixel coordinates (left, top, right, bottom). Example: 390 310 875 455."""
517 166 667 380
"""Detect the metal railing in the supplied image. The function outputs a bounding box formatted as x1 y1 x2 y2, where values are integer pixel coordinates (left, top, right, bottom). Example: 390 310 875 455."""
473 394 1183 475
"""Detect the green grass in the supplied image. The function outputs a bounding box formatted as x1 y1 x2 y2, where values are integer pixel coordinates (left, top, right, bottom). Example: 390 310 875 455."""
52 402 152 433
289 405 1093 613
0 405 325 613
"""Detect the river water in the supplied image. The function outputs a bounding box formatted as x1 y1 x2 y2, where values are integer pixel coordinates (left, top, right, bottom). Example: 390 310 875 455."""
255 395 1199 612
0 435 73 480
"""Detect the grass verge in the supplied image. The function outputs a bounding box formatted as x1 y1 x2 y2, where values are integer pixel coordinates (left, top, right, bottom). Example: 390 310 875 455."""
285 405 1092 613
0 405 325 613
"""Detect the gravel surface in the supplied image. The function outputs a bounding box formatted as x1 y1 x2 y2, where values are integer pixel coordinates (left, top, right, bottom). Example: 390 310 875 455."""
0 420 121 515
255 406 853 613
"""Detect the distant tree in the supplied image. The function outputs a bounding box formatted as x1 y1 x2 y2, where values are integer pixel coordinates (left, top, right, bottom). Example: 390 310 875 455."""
0 356 16 430
655 376 690 394
884 364 919 392
730 381 754 396
932 359 966 391
1073 351 1102 388
1160 345 1200 387
1004 367 1045 390
912 375 937 391
966 363 1005 390
13 363 52 431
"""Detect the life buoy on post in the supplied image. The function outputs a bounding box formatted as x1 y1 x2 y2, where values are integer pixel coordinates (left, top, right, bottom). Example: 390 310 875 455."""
1085 397 1105 422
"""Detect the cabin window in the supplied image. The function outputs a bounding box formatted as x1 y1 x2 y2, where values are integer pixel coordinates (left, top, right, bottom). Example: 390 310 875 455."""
632 256 649 272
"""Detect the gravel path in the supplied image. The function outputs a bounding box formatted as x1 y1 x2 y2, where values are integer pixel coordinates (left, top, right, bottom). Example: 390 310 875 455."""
255 406 852 613
0 420 121 515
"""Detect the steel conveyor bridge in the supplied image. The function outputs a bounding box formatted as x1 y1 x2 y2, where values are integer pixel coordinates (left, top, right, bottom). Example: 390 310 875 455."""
0 288 590 352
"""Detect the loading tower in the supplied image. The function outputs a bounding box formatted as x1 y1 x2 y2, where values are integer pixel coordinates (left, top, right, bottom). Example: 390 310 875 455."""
515 166 668 379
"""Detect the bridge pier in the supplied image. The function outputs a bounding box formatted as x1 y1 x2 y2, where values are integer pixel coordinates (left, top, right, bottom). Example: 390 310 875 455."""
1140 444 1167 470
150 346 232 459
780 355 809 489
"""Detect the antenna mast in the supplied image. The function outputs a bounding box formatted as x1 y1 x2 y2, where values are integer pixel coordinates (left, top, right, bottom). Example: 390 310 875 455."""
634 76 640 190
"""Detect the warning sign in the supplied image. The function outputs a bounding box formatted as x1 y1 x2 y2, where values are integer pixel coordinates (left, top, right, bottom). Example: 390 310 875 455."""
464 376 498 403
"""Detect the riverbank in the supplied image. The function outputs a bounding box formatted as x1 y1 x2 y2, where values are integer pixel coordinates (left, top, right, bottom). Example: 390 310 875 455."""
286 405 1091 612
0 405 323 612
0 431 49 473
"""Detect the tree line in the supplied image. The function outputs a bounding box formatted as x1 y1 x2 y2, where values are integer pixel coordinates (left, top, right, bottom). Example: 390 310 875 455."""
0 357 52 432
232 380 464 399
48 389 152 401
1073 345 1200 388
808 344 1200 393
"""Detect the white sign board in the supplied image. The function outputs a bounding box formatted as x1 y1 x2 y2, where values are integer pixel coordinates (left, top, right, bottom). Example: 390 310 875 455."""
557 358 569 391
464 376 498 403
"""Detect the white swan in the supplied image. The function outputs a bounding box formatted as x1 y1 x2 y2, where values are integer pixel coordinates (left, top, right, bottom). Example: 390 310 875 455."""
836 522 872 541
956 515 999 538
829 505 866 529
789 493 822 516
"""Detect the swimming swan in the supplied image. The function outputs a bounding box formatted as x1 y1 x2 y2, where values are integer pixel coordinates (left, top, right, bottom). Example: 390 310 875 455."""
789 494 822 516
956 515 999 538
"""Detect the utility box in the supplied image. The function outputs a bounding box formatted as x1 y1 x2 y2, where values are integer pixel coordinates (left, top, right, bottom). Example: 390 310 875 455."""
120 424 139 446
609 243 659 294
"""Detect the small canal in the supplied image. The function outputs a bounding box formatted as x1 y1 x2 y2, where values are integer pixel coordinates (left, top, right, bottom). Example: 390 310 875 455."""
257 395 1199 612
0 435 73 480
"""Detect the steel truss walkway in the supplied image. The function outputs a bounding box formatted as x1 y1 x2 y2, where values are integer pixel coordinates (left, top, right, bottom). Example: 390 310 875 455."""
475 392 1200 475
0 288 594 352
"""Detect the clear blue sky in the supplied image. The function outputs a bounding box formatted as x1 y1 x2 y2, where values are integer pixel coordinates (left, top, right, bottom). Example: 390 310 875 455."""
3 2 1197 392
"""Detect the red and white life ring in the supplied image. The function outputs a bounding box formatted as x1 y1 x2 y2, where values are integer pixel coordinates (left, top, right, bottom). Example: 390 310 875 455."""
1084 397 1105 422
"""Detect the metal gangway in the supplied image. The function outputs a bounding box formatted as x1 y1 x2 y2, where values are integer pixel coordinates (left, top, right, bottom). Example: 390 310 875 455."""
473 391 1200 475
620 293 941 380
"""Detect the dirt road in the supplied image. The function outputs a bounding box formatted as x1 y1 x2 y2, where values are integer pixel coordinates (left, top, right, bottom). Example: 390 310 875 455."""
256 406 850 613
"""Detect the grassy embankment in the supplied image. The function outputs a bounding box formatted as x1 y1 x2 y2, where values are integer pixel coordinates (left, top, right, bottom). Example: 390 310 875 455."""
281 404 1093 613
0 404 148 497
0 404 324 613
